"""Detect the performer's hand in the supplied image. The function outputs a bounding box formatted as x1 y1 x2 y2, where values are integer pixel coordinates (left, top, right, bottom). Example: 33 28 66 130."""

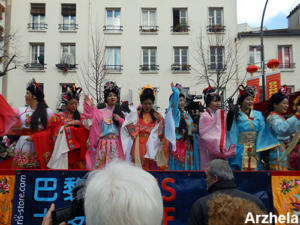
113 113 121 121
26 136 32 142
153 111 161 122
171 82 175 88
84 95 94 107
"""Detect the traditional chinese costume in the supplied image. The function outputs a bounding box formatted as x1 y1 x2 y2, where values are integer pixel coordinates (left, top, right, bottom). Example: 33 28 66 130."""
227 109 279 170
199 108 236 170
266 112 300 170
165 86 198 170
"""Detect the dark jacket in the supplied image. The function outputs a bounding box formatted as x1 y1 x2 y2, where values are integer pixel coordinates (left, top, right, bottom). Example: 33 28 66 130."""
187 179 267 225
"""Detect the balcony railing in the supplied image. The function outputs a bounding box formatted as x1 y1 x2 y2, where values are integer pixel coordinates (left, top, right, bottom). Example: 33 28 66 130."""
103 25 123 32
103 65 123 72
56 64 77 71
24 63 47 70
139 26 159 32
58 24 78 31
278 63 296 69
171 24 190 32
27 23 48 30
171 64 191 71
140 64 159 72
207 25 226 33
208 64 226 71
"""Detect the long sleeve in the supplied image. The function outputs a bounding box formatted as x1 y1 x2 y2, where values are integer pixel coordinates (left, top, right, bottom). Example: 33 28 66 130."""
168 87 180 127
269 115 300 138
256 111 279 152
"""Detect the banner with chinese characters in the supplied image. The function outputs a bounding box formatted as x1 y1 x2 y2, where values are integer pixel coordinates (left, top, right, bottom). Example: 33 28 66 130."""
247 76 260 103
272 172 300 225
0 172 16 225
10 170 273 225
266 72 281 100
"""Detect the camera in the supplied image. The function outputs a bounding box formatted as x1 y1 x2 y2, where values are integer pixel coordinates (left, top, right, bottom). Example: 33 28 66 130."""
51 179 86 225
185 94 204 126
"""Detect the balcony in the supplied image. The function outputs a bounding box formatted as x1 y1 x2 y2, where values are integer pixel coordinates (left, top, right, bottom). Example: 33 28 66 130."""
24 63 47 71
207 25 226 33
279 63 296 70
103 65 123 73
139 26 159 33
58 24 78 31
171 24 190 33
208 64 226 71
103 25 123 33
27 23 48 31
140 64 159 73
56 64 77 72
171 64 191 72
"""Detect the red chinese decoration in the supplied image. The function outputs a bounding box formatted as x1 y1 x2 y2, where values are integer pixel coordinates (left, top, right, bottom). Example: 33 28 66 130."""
267 59 280 71
247 65 258 76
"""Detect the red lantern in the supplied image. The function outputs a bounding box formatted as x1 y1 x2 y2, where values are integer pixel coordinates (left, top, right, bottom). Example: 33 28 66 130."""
267 59 280 71
247 64 258 76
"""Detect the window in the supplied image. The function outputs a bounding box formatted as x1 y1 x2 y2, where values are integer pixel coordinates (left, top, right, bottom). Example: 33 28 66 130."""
60 4 77 31
208 8 225 32
61 44 76 64
105 9 122 31
141 47 158 71
29 3 47 30
278 46 294 69
172 8 189 32
140 9 158 32
56 44 76 71
172 47 190 71
209 47 224 70
249 46 261 65
105 47 122 71
25 43 45 70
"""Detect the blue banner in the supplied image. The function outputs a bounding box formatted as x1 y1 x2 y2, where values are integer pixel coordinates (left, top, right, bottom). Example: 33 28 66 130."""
11 171 272 225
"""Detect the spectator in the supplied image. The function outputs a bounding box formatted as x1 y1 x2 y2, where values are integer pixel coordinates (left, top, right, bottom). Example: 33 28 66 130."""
188 159 266 225
208 194 270 225
42 161 163 225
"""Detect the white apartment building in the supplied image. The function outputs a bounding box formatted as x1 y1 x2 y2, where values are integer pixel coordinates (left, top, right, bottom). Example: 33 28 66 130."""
237 4 300 100
3 0 238 112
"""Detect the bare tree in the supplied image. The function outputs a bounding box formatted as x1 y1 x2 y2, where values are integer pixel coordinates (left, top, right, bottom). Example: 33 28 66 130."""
77 30 107 103
193 30 243 101
0 29 19 77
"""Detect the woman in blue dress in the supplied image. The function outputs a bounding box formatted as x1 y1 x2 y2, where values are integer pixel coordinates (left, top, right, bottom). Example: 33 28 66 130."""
266 87 300 170
227 85 279 170
165 83 199 170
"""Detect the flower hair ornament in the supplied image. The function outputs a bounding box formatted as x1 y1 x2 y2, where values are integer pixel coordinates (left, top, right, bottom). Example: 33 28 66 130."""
104 81 120 95
26 78 44 101
203 86 218 99
175 83 182 92
62 84 82 104
238 85 256 98
280 85 288 95
139 84 156 98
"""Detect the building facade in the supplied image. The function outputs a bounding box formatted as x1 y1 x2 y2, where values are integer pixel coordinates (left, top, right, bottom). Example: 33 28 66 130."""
237 4 300 99
3 0 238 112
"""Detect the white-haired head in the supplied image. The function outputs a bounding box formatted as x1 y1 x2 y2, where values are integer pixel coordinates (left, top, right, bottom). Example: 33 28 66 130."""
84 161 163 225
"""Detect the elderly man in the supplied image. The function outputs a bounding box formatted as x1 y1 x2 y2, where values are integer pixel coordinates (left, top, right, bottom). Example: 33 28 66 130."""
188 159 266 225
42 161 163 225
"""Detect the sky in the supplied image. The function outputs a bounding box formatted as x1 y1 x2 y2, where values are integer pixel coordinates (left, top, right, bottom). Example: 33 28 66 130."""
237 0 300 29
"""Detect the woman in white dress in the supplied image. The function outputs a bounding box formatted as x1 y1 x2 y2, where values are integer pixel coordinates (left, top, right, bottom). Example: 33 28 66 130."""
12 79 53 169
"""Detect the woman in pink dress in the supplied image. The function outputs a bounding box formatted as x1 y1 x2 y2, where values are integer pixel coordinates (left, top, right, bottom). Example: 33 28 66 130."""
84 81 125 169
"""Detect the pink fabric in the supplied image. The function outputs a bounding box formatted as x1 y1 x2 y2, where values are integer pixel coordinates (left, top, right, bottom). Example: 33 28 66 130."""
84 102 124 169
199 109 236 170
